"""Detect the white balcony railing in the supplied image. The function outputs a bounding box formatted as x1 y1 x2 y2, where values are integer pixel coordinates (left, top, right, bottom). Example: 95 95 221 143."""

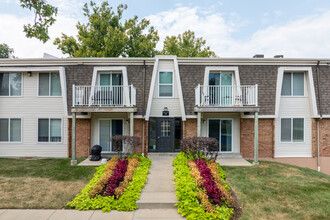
195 84 258 107
72 85 136 107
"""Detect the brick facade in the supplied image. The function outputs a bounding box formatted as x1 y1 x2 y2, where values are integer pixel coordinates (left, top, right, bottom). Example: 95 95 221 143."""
318 119 330 157
133 119 147 156
183 119 197 138
240 118 274 158
68 118 91 158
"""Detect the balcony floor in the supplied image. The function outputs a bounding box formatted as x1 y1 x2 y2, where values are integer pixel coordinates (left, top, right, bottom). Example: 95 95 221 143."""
194 106 259 113
72 106 137 113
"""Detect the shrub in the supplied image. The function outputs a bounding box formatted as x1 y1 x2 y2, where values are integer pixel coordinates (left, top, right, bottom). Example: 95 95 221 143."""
111 135 141 158
180 137 219 160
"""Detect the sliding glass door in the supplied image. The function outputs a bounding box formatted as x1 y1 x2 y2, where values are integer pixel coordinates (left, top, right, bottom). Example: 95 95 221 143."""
208 119 232 152
208 72 233 106
99 119 123 152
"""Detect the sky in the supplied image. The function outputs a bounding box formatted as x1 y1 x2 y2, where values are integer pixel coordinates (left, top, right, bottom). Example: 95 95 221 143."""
1 0 330 58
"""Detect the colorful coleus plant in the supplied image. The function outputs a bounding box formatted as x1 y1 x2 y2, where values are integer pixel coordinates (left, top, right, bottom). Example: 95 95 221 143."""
104 157 128 197
195 158 223 205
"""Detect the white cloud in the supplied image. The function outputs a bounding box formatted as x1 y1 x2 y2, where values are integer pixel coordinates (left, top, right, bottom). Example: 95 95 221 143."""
0 13 78 58
147 7 330 58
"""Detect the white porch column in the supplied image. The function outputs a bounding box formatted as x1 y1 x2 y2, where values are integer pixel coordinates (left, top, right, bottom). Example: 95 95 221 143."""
71 112 77 166
130 112 134 136
197 112 201 137
253 111 259 165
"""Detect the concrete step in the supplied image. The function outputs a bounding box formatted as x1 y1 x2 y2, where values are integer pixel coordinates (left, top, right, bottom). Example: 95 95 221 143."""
148 152 179 158
217 153 243 159
137 192 177 209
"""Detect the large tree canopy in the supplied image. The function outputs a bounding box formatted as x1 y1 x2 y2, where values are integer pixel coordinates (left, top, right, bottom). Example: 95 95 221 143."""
54 1 159 57
160 30 216 57
20 0 58 43
0 43 15 58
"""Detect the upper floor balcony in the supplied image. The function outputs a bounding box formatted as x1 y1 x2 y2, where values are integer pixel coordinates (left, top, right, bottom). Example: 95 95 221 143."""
72 85 136 113
194 84 259 112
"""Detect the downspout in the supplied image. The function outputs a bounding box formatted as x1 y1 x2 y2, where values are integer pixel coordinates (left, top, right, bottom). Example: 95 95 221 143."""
316 60 321 172
142 60 146 157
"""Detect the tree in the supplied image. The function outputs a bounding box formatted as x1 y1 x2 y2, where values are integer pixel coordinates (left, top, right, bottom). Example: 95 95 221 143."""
54 1 159 57
20 0 58 43
160 30 216 57
0 43 15 58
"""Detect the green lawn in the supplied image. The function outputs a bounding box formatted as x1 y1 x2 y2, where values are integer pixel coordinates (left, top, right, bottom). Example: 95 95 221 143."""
0 158 96 209
222 161 330 220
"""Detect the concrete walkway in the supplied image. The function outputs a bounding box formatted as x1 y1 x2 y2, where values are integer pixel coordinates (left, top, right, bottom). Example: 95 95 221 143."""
0 209 182 220
136 155 183 218
217 158 252 166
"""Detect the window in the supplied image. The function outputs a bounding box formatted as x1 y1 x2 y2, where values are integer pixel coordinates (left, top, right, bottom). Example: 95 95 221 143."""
38 119 61 142
0 118 21 142
281 118 304 142
159 71 173 97
0 73 22 96
39 72 61 96
281 72 304 96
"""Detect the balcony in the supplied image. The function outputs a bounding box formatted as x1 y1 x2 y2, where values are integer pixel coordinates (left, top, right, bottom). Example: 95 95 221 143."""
72 85 136 113
194 85 259 112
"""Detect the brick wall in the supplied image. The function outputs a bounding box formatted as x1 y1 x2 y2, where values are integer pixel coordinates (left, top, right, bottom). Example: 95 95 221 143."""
68 118 91 158
133 119 144 155
240 118 274 158
318 119 330 157
183 119 197 138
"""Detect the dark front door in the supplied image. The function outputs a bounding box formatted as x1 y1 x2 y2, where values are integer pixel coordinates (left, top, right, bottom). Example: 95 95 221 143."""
156 118 175 152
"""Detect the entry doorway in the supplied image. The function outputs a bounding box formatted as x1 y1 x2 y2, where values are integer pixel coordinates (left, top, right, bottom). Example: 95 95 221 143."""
148 117 182 152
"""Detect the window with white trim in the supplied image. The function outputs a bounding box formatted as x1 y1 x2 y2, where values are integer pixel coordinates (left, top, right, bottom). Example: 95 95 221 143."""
0 118 21 142
0 73 22 96
281 72 304 96
38 118 62 142
39 72 62 96
281 118 304 142
159 71 173 97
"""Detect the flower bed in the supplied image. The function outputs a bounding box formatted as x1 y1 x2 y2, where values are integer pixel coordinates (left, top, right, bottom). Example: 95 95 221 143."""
173 152 234 220
67 154 151 212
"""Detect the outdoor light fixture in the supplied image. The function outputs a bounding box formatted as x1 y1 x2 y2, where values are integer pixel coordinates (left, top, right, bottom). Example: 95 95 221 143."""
162 107 169 116
126 120 129 124
27 71 32 77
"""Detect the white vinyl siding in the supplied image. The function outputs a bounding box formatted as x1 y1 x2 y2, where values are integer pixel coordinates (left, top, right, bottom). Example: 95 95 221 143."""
150 60 182 117
0 118 21 142
39 72 62 96
0 73 22 96
275 70 311 157
0 70 67 157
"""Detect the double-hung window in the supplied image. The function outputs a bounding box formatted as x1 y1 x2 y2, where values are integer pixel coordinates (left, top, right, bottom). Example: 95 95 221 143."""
281 72 304 96
39 72 62 96
0 73 22 96
0 118 21 142
38 119 62 142
281 118 304 142
159 71 173 97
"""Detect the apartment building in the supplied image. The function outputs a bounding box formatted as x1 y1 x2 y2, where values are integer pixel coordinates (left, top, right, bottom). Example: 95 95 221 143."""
0 56 329 173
